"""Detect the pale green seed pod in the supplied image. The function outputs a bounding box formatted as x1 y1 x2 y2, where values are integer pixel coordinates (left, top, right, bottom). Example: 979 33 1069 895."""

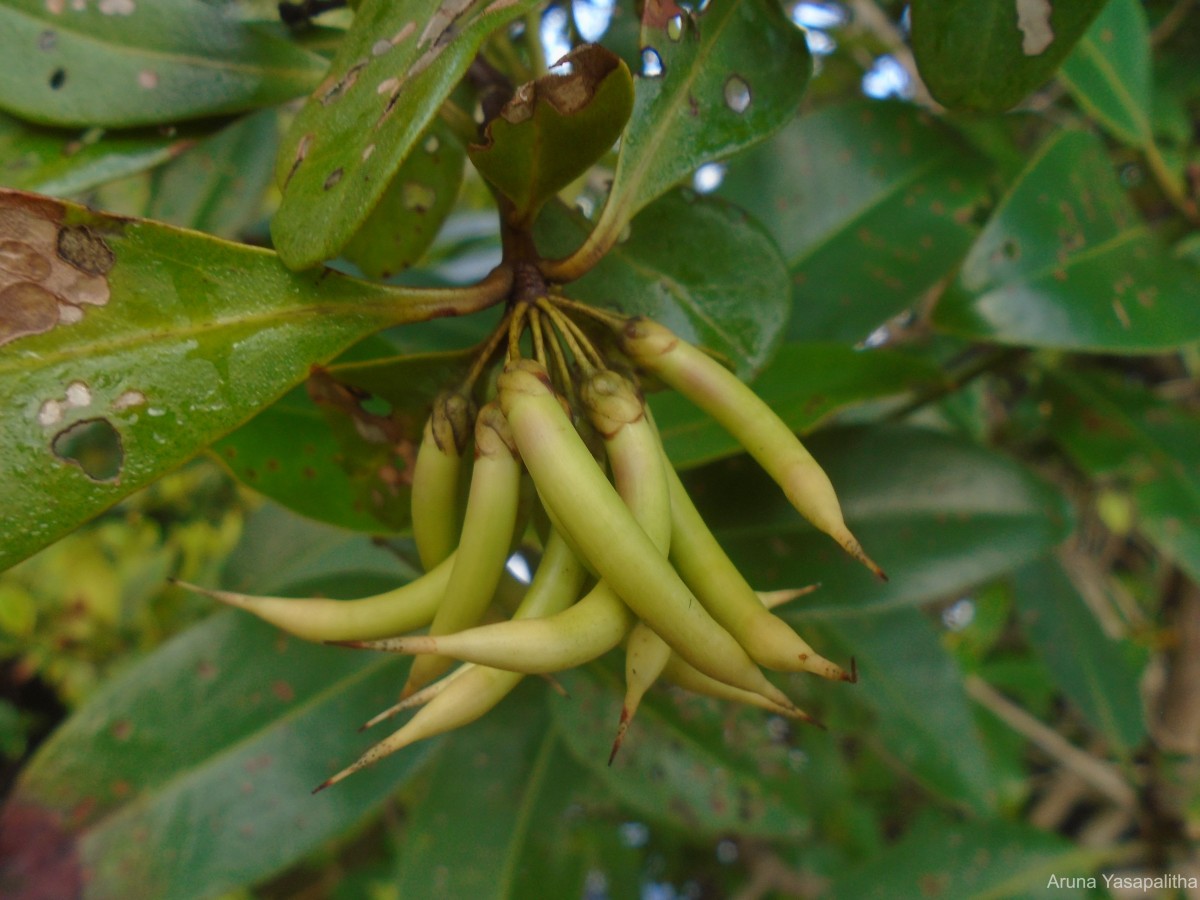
174 552 455 643
618 317 884 580
665 461 850 681
404 401 522 695
411 390 474 571
497 359 794 710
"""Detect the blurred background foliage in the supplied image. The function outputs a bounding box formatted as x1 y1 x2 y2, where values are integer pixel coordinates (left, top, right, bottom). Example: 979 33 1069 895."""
1 0 1199 897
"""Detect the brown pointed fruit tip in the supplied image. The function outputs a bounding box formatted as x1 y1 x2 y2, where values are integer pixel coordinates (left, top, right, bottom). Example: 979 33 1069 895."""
608 707 631 766
312 778 335 795
838 532 887 582
756 584 820 610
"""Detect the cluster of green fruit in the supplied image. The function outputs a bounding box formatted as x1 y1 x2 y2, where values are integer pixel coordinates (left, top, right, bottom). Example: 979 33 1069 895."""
182 293 882 791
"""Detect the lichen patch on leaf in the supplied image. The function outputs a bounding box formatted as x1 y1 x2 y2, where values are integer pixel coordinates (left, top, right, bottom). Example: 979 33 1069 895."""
1016 0 1055 55
0 191 114 347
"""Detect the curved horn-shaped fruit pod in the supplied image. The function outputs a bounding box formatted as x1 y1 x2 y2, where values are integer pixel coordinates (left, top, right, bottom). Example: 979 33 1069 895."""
173 552 456 643
665 461 851 682
404 401 523 695
316 532 590 790
618 317 885 581
411 390 474 571
497 359 795 711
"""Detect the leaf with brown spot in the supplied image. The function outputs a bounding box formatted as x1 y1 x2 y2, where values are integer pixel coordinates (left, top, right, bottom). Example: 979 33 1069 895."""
468 44 633 223
271 0 539 269
0 0 326 127
342 118 465 279
932 130 1200 352
0 187 507 571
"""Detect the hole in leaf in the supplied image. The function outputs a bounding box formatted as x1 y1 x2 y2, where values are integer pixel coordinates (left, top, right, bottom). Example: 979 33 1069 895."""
48 68 66 90
724 75 751 113
641 47 664 78
52 417 123 481
667 15 684 40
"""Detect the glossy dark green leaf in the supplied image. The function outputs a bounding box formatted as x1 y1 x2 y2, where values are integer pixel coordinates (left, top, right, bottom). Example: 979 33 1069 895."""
538 191 789 379
0 188 501 571
720 101 990 343
468 44 633 222
142 110 279 240
211 386 398 534
553 0 811 275
0 606 435 899
223 500 420 596
910 0 1107 112
811 607 996 814
0 0 326 127
551 664 814 840
1058 0 1151 147
827 816 1104 899
271 0 536 269
652 342 944 470
343 119 465 279
394 686 553 897
691 425 1073 614
1042 367 1200 584
1012 557 1145 756
213 347 477 534
932 130 1200 351
0 112 201 196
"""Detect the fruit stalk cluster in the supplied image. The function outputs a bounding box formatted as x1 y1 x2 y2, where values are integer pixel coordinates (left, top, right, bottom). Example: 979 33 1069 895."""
182 290 882 790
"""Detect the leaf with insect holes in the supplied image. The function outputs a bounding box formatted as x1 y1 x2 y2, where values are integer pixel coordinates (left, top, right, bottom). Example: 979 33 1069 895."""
469 44 633 223
271 0 538 270
0 0 326 127
0 187 505 571
546 0 811 277
910 0 1107 112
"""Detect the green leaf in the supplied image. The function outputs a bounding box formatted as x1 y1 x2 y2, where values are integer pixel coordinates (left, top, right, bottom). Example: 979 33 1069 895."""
0 112 203 197
1041 366 1200 584
827 816 1106 899
538 191 790 379
0 0 327 127
693 425 1073 614
0 188 499 571
719 101 991 343
210 386 402 534
271 0 537 269
910 0 1107 112
343 119 465 279
221 500 419 596
393 687 553 898
550 663 813 840
214 349 475 534
142 110 280 240
812 608 996 814
468 44 633 222
932 130 1200 352
552 0 811 275
1059 0 1151 147
1012 557 1146 756
652 341 945 470
0 608 436 900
